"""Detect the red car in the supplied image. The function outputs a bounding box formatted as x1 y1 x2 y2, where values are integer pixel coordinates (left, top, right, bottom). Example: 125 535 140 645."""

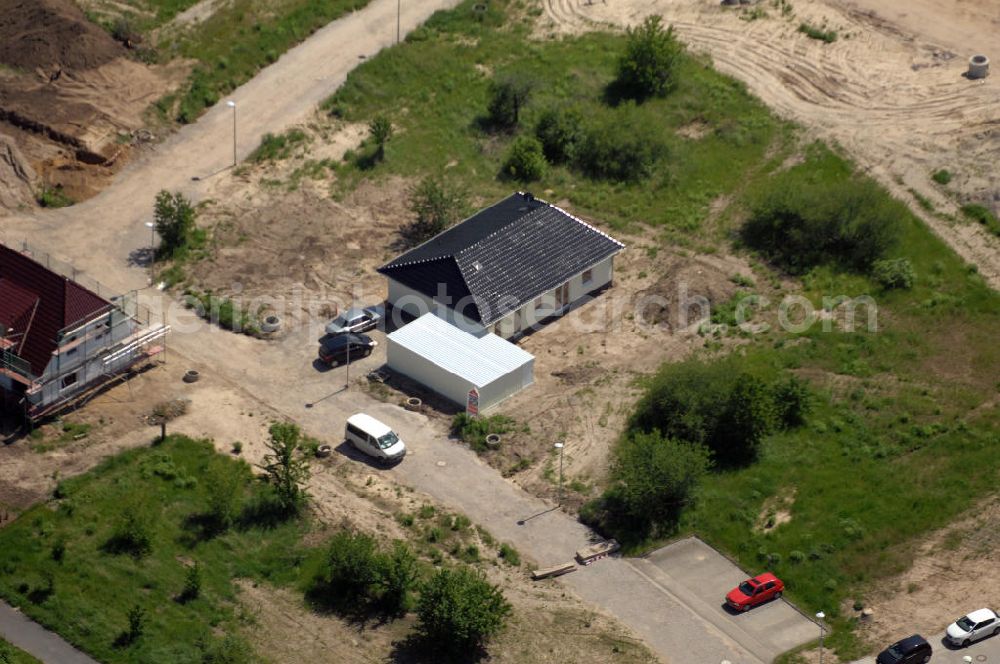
726 572 784 611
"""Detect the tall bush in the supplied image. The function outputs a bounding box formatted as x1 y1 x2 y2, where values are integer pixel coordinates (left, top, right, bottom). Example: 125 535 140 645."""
615 16 684 100
153 190 196 259
576 111 665 182
743 176 903 273
487 75 533 130
404 177 466 245
416 567 511 654
502 135 547 182
535 106 584 163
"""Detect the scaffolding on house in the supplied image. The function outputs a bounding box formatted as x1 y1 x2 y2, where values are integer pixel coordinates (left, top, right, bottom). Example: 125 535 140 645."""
1 243 171 423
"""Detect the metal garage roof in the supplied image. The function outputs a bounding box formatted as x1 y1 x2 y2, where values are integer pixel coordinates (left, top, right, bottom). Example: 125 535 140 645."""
387 313 533 388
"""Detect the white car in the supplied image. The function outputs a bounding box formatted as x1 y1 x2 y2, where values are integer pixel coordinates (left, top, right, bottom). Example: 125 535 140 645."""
345 413 406 465
946 608 999 647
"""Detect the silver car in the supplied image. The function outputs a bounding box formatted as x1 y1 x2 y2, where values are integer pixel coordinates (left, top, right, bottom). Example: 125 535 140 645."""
324 306 381 336
946 608 999 647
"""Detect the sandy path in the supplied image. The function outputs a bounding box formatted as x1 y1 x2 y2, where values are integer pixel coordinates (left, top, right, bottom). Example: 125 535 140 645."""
0 0 462 292
540 0 1000 288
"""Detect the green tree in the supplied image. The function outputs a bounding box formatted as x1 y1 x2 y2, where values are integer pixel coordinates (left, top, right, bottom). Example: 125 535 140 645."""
487 75 533 130
615 16 684 100
416 567 511 654
575 110 665 182
535 106 584 163
314 530 381 604
405 176 466 245
107 502 152 558
153 190 196 258
368 114 393 162
379 541 418 615
260 422 310 515
502 135 547 182
715 374 776 466
605 431 711 533
772 376 813 427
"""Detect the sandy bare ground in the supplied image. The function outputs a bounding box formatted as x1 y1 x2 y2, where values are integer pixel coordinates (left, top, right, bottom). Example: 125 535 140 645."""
539 0 1000 289
0 0 464 286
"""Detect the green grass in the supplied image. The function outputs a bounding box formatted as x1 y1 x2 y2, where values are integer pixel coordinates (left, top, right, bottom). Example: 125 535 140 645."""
0 436 308 662
153 0 372 124
324 0 785 240
930 169 952 185
249 128 311 163
184 289 261 335
0 638 42 664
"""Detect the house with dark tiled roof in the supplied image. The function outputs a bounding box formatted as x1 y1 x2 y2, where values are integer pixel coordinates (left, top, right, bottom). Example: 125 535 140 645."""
0 243 168 423
378 192 625 339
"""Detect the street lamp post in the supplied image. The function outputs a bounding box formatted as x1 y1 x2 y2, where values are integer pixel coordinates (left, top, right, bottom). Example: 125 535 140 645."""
144 221 156 285
816 611 825 664
397 0 401 44
226 100 237 167
554 442 564 505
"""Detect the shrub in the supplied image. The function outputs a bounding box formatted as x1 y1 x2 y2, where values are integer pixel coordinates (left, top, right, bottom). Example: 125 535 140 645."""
742 176 902 273
416 567 511 654
614 16 684 100
931 169 952 185
629 358 783 468
487 75 533 130
127 604 145 643
451 413 514 452
205 461 243 532
181 562 201 602
771 376 813 427
535 106 584 163
502 135 547 182
798 22 837 43
872 258 916 290
789 550 806 563
311 531 382 607
584 431 710 539
404 177 467 245
576 111 665 182
368 114 393 162
106 507 152 558
153 190 197 259
379 542 418 615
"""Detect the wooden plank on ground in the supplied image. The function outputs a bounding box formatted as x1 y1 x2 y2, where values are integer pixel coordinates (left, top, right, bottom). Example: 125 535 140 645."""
531 562 577 580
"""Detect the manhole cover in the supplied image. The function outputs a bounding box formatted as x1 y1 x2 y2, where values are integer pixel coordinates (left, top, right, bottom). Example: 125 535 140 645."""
976 656 987 662
436 461 446 467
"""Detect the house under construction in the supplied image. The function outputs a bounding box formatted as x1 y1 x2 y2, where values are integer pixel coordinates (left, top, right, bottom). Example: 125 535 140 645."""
0 242 169 424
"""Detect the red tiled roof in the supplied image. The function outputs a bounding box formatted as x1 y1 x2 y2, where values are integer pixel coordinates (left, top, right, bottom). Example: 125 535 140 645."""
0 244 109 376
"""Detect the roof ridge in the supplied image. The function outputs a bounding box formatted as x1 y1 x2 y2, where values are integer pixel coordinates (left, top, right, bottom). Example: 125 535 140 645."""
545 200 626 250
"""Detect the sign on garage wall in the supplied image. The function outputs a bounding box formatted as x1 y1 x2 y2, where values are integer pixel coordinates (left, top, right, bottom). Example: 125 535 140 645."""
467 388 479 417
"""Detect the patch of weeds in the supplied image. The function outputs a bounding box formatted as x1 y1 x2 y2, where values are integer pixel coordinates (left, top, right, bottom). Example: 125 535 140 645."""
798 22 837 42
961 203 1000 236
498 543 520 567
249 129 309 163
908 188 934 212
36 186 74 208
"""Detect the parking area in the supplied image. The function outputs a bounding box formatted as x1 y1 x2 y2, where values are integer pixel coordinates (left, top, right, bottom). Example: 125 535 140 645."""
634 537 818 661
851 630 1000 664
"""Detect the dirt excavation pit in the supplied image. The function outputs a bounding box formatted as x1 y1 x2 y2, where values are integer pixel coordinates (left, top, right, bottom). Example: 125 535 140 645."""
0 0 189 209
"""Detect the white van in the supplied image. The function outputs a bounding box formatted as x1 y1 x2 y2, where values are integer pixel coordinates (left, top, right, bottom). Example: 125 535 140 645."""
345 413 406 465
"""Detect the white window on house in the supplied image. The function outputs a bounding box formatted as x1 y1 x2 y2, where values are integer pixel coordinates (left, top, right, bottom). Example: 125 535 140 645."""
582 269 594 285
61 373 78 390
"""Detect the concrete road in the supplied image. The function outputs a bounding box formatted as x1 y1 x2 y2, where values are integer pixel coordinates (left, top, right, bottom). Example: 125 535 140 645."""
0 601 98 664
851 629 1000 663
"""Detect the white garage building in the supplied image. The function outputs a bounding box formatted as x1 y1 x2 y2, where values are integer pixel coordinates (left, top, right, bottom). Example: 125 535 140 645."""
386 313 534 412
